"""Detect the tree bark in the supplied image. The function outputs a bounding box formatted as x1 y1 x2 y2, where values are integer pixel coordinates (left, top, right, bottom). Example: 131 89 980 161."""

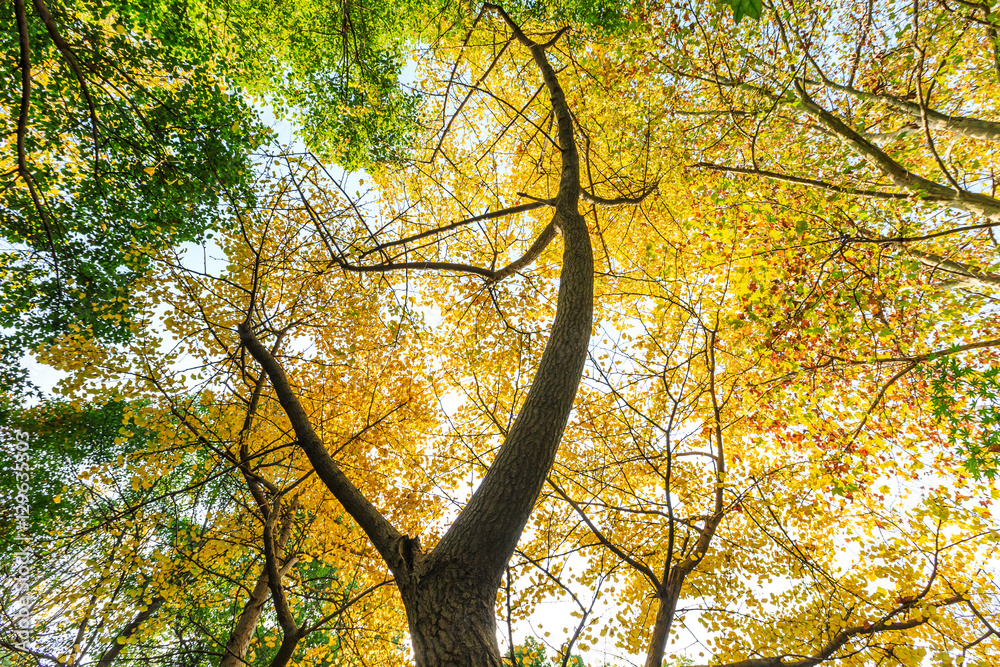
401 570 506 667
219 571 272 667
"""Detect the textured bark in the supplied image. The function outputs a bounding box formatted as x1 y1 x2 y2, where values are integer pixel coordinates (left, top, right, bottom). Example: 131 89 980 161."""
402 9 593 658
219 571 271 667
402 569 505 667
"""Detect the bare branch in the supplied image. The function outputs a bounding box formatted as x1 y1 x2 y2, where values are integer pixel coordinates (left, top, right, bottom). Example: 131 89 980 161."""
359 201 549 259
430 38 514 164
548 478 662 590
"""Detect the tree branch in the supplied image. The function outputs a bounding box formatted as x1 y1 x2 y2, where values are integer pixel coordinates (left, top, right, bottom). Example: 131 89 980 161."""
820 77 1000 142
904 247 1000 289
695 162 919 201
337 258 497 280
823 336 1000 365
548 478 662 590
430 38 514 164
690 595 965 667
220 476 300 667
359 201 549 259
262 497 298 638
582 181 660 206
31 0 101 175
95 597 167 667
237 323 405 575
13 0 59 253
486 220 558 284
794 80 1000 221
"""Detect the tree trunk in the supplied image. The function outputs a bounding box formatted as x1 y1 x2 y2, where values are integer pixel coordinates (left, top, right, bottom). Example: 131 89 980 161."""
219 569 271 667
267 632 303 667
239 8 594 666
401 566 504 667
643 589 678 667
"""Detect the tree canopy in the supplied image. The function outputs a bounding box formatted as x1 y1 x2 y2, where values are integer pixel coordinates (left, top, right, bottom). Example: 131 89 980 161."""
2 1 999 667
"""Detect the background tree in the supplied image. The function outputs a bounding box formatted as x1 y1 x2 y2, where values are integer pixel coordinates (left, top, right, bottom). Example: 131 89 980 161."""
2 0 267 391
617 0 1000 474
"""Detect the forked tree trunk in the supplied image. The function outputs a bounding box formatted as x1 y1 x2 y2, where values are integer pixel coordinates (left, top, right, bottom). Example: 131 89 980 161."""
239 6 594 666
219 496 297 667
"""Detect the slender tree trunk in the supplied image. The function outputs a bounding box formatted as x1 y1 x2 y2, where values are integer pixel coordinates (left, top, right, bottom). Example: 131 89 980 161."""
95 597 166 667
219 570 272 667
644 584 680 667
219 500 297 667
644 402 726 667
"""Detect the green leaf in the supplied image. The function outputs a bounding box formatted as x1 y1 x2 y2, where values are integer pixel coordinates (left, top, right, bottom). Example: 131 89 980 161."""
722 0 763 23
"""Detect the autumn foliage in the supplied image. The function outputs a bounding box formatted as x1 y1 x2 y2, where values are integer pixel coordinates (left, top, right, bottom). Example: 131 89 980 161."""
2 1 999 667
